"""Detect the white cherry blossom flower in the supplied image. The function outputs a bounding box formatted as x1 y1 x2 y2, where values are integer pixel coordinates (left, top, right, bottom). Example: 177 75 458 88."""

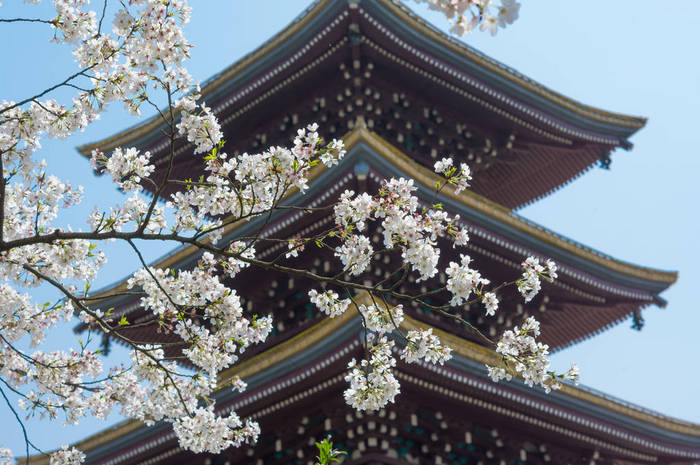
482 292 499 316
446 254 489 306
434 157 453 174
401 328 452 364
49 446 85 465
335 234 373 276
360 303 404 334
308 290 350 318
517 257 557 302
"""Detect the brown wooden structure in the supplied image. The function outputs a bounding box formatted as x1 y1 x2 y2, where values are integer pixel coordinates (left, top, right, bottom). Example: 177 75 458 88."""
29 1 699 464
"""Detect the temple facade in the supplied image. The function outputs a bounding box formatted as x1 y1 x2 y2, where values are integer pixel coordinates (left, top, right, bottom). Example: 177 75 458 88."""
28 0 700 464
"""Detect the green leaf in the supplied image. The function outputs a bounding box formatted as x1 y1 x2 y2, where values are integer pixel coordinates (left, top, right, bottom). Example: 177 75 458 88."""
314 437 346 465
118 316 130 326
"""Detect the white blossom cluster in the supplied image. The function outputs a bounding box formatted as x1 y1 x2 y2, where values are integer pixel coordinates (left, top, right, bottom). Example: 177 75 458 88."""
401 328 452 364
335 234 373 276
308 290 350 318
172 407 259 454
91 147 154 192
89 122 346 239
481 291 498 316
517 257 558 303
2 0 193 174
344 336 400 411
343 299 453 411
177 102 222 154
0 0 275 458
88 191 167 233
0 167 106 292
333 175 471 284
415 0 520 36
126 252 272 377
166 122 345 240
360 303 405 334
488 316 579 392
322 161 572 411
0 122 345 461
49 446 85 465
445 254 489 306
433 157 472 194
222 241 255 278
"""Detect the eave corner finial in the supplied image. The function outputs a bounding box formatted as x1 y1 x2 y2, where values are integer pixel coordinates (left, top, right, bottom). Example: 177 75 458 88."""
354 114 368 129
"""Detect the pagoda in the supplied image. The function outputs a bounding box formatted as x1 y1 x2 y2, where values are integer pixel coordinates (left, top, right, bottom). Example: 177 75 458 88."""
28 0 700 464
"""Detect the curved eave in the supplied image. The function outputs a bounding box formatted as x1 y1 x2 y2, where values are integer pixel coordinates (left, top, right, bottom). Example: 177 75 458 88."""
84 126 676 317
76 0 645 159
346 127 676 291
32 305 700 465
370 0 646 137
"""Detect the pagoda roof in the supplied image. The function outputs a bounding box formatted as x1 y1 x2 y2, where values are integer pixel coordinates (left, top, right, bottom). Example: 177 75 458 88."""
29 298 700 465
83 127 675 353
77 0 647 208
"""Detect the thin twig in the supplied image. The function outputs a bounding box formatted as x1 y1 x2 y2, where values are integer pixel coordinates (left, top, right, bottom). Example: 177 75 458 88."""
0 384 44 465
0 18 52 24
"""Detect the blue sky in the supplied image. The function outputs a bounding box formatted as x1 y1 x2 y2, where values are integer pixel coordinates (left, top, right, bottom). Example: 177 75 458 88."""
1 0 699 456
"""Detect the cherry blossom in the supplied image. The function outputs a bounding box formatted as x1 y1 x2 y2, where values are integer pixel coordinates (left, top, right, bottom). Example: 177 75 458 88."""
177 103 222 154
344 336 400 411
401 328 452 364
482 291 499 316
434 157 453 174
49 446 85 465
517 257 558 303
172 407 259 454
335 235 373 276
360 303 405 334
488 316 579 392
308 290 351 318
446 254 489 306
416 0 520 36
91 147 154 192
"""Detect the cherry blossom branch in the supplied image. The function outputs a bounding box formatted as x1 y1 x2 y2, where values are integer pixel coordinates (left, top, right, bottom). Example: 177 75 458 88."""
0 227 513 327
20 265 196 394
0 18 53 24
0 51 122 117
